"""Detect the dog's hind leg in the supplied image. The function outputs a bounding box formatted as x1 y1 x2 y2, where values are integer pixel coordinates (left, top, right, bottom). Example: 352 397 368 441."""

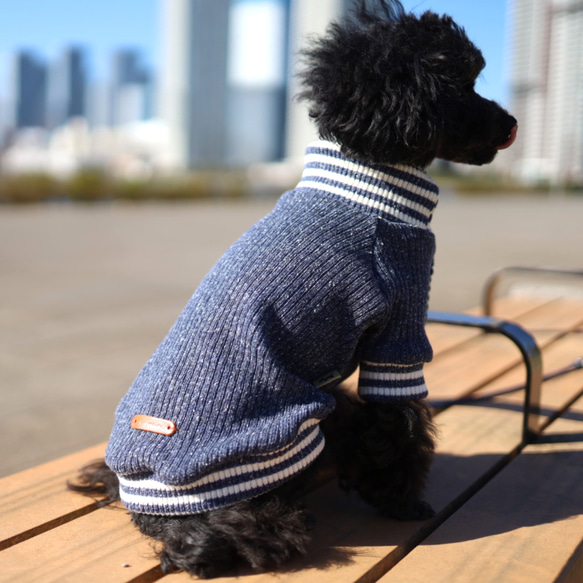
69 460 314 578
324 397 437 521
132 489 314 579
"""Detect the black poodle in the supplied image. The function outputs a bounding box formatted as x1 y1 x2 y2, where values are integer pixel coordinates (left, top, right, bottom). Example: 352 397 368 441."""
69 0 517 578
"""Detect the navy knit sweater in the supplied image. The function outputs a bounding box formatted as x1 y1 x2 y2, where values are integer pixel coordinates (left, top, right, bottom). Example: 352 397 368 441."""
105 140 439 515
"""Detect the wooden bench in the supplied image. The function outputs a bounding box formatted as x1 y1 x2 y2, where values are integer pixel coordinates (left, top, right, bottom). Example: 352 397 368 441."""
2 267 583 583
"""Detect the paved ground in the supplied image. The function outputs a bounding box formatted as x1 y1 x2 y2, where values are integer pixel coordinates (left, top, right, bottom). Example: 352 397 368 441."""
2 193 583 477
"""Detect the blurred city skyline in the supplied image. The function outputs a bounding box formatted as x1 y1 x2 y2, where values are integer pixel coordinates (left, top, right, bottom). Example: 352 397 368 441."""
0 0 510 177
16 0 580 185
0 0 159 93
0 0 509 107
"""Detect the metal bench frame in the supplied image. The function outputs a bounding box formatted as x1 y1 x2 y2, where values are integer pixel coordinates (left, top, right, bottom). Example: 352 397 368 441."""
427 310 541 445
428 266 583 445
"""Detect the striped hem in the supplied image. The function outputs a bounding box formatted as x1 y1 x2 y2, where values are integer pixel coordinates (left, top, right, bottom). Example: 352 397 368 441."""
359 362 428 401
117 419 325 515
297 141 438 229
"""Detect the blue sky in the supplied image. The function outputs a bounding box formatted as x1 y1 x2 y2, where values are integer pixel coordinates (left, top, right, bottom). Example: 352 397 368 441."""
0 0 510 105
0 0 160 94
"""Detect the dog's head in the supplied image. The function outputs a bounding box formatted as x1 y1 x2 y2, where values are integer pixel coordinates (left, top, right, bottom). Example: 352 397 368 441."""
299 0 517 168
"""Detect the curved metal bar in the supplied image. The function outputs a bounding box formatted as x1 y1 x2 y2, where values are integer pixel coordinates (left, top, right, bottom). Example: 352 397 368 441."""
483 266 583 316
427 311 543 444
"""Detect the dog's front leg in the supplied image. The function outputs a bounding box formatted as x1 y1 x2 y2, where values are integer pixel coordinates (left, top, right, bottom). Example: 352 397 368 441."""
324 397 436 521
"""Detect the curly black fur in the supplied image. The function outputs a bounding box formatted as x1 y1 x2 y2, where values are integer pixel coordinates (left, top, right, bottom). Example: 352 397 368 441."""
322 397 437 520
66 459 121 505
299 0 517 168
68 0 516 577
68 460 315 578
133 495 314 578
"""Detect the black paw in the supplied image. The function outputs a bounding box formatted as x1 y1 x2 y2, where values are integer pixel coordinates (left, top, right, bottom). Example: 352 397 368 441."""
379 500 435 521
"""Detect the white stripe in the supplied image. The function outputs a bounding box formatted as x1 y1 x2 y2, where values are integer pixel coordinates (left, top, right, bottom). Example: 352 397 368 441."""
360 369 425 381
307 140 438 188
299 179 428 229
307 140 341 152
307 140 437 182
302 167 433 218
303 149 438 204
119 433 325 510
119 419 321 493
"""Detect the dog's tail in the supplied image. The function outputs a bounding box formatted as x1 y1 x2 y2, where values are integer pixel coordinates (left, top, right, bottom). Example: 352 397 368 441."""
67 459 120 506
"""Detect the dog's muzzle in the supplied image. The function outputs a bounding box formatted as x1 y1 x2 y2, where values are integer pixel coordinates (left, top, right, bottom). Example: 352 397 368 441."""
497 125 518 150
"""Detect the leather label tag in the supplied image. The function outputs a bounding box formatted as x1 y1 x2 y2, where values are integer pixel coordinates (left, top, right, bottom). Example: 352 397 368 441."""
131 414 177 436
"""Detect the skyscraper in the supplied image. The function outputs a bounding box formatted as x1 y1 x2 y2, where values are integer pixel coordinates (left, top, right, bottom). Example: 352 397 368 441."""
47 46 87 129
284 0 349 161
226 0 290 165
9 50 47 129
160 0 231 169
110 49 152 126
510 0 583 184
160 0 359 169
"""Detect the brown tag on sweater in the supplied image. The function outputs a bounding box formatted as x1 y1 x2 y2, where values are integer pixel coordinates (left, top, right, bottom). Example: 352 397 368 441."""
131 414 177 436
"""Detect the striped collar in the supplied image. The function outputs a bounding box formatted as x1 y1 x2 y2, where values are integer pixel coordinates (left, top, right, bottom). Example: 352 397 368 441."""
298 140 439 229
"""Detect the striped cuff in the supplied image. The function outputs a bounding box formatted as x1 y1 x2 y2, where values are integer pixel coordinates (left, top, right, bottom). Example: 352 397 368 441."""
358 361 428 402
117 419 325 515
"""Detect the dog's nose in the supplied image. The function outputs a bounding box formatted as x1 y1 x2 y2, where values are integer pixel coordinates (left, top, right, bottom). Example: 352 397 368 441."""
497 124 518 150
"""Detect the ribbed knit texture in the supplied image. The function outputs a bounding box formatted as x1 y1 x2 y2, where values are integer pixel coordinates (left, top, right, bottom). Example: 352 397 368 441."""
105 140 439 515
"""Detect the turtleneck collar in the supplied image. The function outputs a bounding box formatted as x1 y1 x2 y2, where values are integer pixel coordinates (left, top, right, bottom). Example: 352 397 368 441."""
297 140 439 229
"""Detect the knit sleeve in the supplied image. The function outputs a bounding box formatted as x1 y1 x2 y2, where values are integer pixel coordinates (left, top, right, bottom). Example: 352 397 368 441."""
357 219 435 403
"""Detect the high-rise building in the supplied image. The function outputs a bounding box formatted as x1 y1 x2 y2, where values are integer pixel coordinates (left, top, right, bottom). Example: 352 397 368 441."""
9 50 47 129
510 0 583 184
110 49 152 126
117 83 152 125
160 0 231 169
226 0 290 165
47 46 87 129
160 0 358 169
86 80 113 129
284 0 349 161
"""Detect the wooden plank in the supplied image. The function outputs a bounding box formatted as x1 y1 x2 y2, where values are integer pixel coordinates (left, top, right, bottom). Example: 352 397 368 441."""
0 506 162 583
468 295 558 320
427 298 583 402
560 540 583 583
160 404 525 583
426 332 523 400
466 326 583 422
426 323 480 356
0 443 106 550
514 297 583 341
381 413 583 583
427 295 555 355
